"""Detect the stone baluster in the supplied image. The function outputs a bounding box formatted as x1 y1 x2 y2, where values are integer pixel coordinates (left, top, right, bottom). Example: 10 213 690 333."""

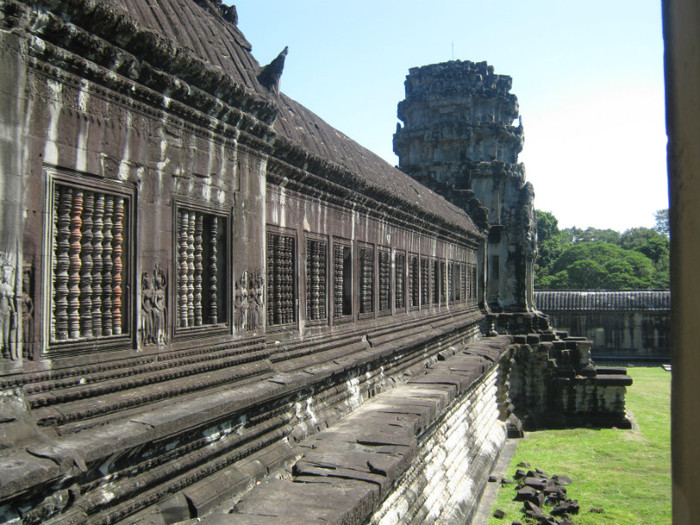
333 245 343 318
194 212 203 326
54 186 72 340
208 216 219 325
284 236 292 324
178 210 189 328
112 197 124 334
266 233 275 326
68 189 83 339
318 242 326 319
80 191 94 338
92 193 104 336
102 195 113 336
396 253 405 309
186 211 195 327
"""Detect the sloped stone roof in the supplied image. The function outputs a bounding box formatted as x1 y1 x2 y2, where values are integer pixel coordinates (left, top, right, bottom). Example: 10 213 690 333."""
535 290 670 311
114 0 268 99
104 0 479 235
274 94 479 233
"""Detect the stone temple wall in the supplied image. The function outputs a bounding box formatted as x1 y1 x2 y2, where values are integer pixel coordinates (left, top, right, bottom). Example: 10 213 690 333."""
535 290 671 361
368 364 508 525
0 1 633 523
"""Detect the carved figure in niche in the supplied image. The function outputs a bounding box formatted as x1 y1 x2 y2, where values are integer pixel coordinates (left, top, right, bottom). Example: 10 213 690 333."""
153 266 167 344
239 271 249 332
249 269 264 331
142 271 155 344
235 270 264 333
234 279 244 333
21 264 34 360
141 265 167 346
0 252 17 360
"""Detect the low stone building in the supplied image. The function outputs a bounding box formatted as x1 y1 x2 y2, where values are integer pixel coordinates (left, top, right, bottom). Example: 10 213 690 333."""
535 290 671 361
0 1 631 523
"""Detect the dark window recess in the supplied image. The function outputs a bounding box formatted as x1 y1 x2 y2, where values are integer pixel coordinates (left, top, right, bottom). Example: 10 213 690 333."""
471 265 478 301
454 264 462 302
333 244 352 318
409 255 419 308
448 263 454 302
432 260 440 305
440 261 446 304
267 233 296 326
420 258 429 306
379 250 391 311
306 239 327 321
395 253 406 309
360 247 374 314
51 184 129 342
177 209 226 328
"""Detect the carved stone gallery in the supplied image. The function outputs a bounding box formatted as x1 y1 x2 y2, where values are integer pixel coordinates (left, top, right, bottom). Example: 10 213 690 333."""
0 1 631 524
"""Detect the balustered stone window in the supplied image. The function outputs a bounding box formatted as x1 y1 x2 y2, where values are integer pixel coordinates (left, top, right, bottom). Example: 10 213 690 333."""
378 249 391 312
453 263 463 302
461 264 468 302
409 254 419 308
420 258 429 307
439 261 446 304
395 252 406 310
359 245 374 315
267 232 296 326
306 237 327 321
470 265 478 301
448 263 455 303
176 207 227 330
333 241 352 319
432 260 440 305
49 180 131 344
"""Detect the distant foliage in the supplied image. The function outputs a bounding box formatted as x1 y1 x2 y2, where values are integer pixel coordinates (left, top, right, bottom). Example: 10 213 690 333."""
654 208 670 237
534 210 669 290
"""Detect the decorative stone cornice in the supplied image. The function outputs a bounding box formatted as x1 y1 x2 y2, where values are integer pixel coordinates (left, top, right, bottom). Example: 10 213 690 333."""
269 139 485 247
1 0 277 137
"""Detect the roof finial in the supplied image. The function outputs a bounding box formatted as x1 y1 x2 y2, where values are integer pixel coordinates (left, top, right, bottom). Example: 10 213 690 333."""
257 46 288 93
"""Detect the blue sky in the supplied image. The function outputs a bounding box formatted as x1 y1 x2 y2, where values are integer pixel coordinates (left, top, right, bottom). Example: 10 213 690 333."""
231 1 667 232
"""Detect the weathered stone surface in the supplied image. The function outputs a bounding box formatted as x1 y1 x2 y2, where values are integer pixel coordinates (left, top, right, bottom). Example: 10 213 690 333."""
0 0 632 523
535 290 670 361
394 60 537 316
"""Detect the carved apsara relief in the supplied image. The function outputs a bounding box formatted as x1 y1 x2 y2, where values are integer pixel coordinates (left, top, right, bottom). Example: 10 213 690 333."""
0 252 17 360
235 269 264 333
21 263 34 360
142 265 167 345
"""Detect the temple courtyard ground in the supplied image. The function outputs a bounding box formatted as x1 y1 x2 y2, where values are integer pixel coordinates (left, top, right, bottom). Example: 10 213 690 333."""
485 367 671 524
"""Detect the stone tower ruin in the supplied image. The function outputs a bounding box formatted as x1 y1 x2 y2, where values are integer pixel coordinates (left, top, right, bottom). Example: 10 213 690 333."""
394 61 538 320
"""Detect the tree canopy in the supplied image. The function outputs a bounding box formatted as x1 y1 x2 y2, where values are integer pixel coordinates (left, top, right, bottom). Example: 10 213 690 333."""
534 209 669 290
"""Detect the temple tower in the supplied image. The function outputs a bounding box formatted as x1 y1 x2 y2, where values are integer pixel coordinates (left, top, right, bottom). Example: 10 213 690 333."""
394 60 537 316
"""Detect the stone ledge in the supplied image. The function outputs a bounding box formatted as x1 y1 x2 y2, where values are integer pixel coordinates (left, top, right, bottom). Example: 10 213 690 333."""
188 336 514 524
555 374 633 387
0 312 485 509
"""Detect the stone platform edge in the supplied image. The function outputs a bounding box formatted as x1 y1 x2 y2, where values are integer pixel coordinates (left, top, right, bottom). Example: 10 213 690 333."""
179 335 515 525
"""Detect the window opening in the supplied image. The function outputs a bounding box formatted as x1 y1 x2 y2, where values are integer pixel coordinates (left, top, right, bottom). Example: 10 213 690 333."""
51 184 130 342
267 232 296 326
176 208 227 328
306 238 327 321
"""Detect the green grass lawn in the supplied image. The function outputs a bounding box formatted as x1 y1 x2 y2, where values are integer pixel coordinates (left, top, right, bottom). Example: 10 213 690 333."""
487 367 671 524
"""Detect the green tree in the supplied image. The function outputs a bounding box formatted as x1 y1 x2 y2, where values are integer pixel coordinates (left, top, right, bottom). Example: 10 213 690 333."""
544 242 656 290
619 227 670 287
654 208 670 237
535 210 565 283
533 210 670 290
561 226 620 244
